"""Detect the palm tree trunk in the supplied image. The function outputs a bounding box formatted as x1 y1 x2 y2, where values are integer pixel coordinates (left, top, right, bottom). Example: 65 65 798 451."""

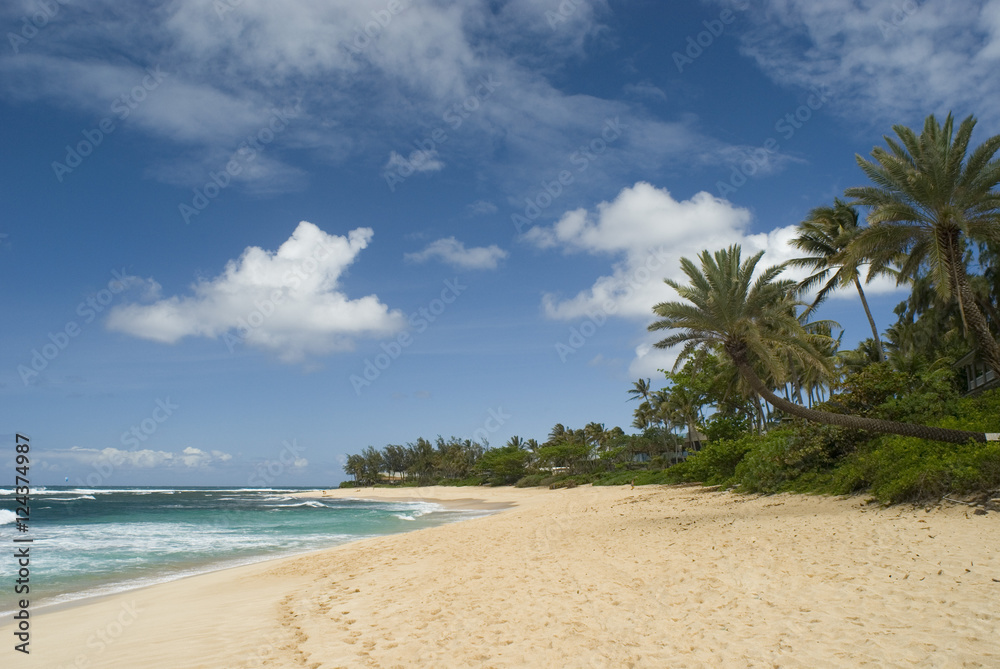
954 263 1000 377
730 353 987 444
853 276 885 361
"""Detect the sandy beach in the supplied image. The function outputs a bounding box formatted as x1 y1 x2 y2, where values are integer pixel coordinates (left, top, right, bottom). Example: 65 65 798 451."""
4 484 999 668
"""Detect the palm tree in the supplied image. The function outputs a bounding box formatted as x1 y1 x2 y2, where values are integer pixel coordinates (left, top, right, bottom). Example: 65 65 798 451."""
648 245 989 444
584 422 607 450
656 384 702 454
627 378 652 403
631 401 654 430
845 113 1000 376
506 435 526 449
789 199 890 361
547 423 567 443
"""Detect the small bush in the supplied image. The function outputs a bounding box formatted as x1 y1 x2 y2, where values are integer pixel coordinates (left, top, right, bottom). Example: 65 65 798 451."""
438 475 487 487
669 433 758 486
515 474 547 488
734 425 844 494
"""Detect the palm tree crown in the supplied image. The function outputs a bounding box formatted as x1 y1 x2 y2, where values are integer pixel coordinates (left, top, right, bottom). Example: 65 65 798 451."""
789 199 893 361
845 112 1000 375
649 245 988 444
650 245 833 387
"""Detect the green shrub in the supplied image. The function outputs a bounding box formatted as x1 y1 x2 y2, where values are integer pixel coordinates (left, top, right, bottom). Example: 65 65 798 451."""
831 437 1000 503
669 433 758 486
438 475 486 487
827 389 1000 503
515 473 547 488
702 413 751 442
733 424 851 493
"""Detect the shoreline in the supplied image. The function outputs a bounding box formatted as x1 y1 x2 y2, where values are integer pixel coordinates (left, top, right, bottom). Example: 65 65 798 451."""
293 484 518 510
4 484 998 667
5 490 505 620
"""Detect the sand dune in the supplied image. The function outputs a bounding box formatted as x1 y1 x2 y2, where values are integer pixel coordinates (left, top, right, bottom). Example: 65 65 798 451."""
4 485 999 667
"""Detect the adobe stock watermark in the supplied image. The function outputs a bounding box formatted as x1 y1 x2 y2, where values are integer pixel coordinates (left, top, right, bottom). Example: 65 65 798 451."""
6 0 71 54
17 269 138 385
511 116 626 234
179 101 302 225
471 406 511 445
247 439 307 487
544 0 589 29
555 247 671 362
55 600 143 669
340 0 412 56
877 0 925 39
349 278 467 394
76 397 180 487
51 66 168 182
715 84 832 199
223 237 337 353
672 1 749 73
383 75 502 192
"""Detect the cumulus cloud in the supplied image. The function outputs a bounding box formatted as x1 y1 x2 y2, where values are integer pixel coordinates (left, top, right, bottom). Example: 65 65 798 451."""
528 182 903 376
405 237 508 270
46 446 233 470
106 221 405 362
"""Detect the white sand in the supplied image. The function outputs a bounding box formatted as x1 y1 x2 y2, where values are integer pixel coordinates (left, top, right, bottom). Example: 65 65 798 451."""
3 484 998 667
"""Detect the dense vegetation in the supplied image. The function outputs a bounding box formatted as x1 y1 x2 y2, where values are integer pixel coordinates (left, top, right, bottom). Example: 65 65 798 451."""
342 113 1000 505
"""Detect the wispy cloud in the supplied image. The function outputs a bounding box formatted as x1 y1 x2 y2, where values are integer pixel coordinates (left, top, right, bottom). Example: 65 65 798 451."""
727 0 1000 129
405 237 508 270
44 446 233 470
385 149 444 174
467 199 498 215
0 0 762 196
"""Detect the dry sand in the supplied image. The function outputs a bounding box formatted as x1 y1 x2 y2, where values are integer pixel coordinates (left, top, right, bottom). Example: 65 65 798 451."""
4 484 999 668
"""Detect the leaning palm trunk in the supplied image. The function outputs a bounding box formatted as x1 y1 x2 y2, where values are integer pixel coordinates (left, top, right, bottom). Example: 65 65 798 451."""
729 351 987 445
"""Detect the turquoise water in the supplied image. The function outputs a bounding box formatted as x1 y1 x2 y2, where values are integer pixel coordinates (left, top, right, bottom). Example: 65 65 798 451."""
0 487 486 614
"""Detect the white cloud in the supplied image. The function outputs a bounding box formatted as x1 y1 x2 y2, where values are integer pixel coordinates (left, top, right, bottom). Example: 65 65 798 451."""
623 82 667 101
468 200 498 215
529 182 904 376
106 221 405 362
0 0 760 195
405 237 508 270
45 446 233 470
385 149 444 174
730 0 1000 129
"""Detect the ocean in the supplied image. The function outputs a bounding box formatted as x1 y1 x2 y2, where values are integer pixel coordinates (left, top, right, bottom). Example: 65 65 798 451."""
0 486 487 615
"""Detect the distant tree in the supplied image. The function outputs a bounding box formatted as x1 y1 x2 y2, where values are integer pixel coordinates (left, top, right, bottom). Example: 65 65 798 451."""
360 446 384 485
344 454 365 484
547 423 567 443
627 378 652 403
475 444 530 485
382 444 407 482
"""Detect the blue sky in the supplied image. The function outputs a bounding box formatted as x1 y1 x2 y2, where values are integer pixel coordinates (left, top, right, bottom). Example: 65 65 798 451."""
3 0 999 486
